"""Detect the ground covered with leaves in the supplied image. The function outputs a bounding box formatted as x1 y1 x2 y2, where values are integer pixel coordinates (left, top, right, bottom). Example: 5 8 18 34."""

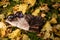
0 0 60 40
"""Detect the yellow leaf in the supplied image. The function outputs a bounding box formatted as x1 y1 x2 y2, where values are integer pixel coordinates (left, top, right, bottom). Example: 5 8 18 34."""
32 8 40 16
50 18 57 24
41 21 52 32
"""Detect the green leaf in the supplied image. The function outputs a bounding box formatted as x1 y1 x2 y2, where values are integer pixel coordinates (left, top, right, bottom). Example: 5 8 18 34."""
39 0 46 3
46 12 52 20
57 16 60 24
0 37 10 40
27 32 43 40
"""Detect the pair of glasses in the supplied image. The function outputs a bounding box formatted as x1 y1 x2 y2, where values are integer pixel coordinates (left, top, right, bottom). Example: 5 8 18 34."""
7 11 24 21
